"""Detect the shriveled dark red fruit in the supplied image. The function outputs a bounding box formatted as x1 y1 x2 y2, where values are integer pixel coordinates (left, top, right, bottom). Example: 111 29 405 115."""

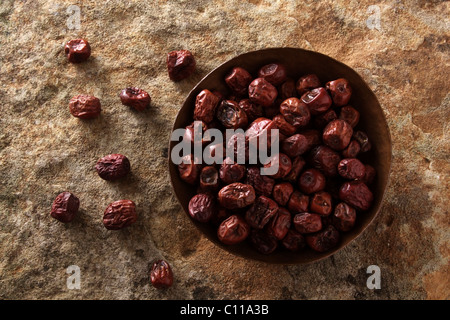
203 142 225 165
333 202 356 232
293 212 322 234
279 97 311 128
226 132 249 163
296 74 321 96
287 191 309 214
245 166 275 197
326 78 352 107
225 67 253 96
341 140 361 158
272 114 297 136
248 78 278 107
199 166 219 191
353 131 372 153
281 229 306 252
338 158 366 180
194 89 220 123
266 207 291 240
263 153 292 179
306 225 340 252
50 191 80 223
310 191 333 216
361 164 376 185
188 193 215 223
284 156 306 183
95 154 131 181
238 99 264 123
250 229 278 254
281 130 320 158
103 200 137 230
217 215 250 245
219 158 246 184
273 182 294 206
183 121 209 146
245 117 278 149
150 260 173 289
178 154 201 185
300 87 332 115
65 39 91 63
218 183 256 210
119 87 151 111
69 94 101 119
167 50 196 81
279 78 298 100
258 63 287 86
339 180 373 211
298 168 326 194
323 119 353 151
245 195 279 229
216 100 248 129
309 145 341 177
339 105 360 128
314 109 337 129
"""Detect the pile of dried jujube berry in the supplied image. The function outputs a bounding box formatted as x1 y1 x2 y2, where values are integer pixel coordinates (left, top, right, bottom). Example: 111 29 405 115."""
180 62 376 255
49 39 196 289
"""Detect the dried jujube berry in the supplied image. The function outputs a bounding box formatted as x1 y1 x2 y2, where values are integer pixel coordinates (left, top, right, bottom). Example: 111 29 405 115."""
301 87 332 115
341 140 361 158
250 229 278 255
188 193 215 223
326 78 352 107
309 145 341 177
65 39 91 63
272 114 297 136
225 67 253 96
119 87 151 111
194 89 220 123
218 183 256 210
103 200 137 230
281 229 306 252
95 154 131 181
293 212 322 234
310 191 333 216
332 202 356 232
339 181 373 211
219 158 246 184
339 106 360 128
150 260 173 289
217 214 250 245
284 156 306 183
323 119 353 151
167 50 196 81
338 158 366 180
306 225 340 252
258 63 287 86
248 78 278 107
245 195 279 229
199 166 219 191
50 191 80 223
353 130 372 153
238 99 264 123
298 168 326 194
69 94 101 119
263 153 292 179
279 97 311 128
296 74 321 96
287 191 309 214
178 154 201 185
245 166 275 197
216 100 248 129
266 207 291 240
273 182 294 206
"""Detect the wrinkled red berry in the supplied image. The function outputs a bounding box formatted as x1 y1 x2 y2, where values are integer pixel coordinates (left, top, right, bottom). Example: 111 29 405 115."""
216 100 248 129
225 67 253 96
273 182 294 206
353 131 372 153
339 105 360 128
339 181 373 211
301 87 332 115
323 119 353 151
194 89 220 123
178 154 201 185
69 94 101 119
281 229 306 252
199 166 219 191
326 78 352 107
306 225 340 252
332 202 356 232
248 78 278 107
258 63 287 86
245 195 279 229
218 183 256 210
298 168 326 194
310 191 333 216
287 191 309 214
217 214 250 245
219 158 246 184
279 98 311 128
188 193 215 223
95 154 131 181
150 260 173 289
119 87 151 111
309 145 341 177
65 39 91 63
267 207 291 240
50 191 80 223
246 166 275 197
167 50 196 81
103 200 137 230
293 212 322 234
338 158 366 180
238 99 264 123
296 74 321 96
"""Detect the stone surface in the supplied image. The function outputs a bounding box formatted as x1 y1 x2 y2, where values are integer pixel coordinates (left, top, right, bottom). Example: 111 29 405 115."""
0 0 448 300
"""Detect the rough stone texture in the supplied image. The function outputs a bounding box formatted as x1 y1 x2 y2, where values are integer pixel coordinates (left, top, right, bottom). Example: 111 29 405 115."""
0 0 448 300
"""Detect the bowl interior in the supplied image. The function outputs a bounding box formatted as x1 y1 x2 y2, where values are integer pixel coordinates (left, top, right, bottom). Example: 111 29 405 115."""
168 48 391 264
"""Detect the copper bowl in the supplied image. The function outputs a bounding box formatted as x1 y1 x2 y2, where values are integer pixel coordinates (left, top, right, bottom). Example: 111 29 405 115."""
168 48 391 264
